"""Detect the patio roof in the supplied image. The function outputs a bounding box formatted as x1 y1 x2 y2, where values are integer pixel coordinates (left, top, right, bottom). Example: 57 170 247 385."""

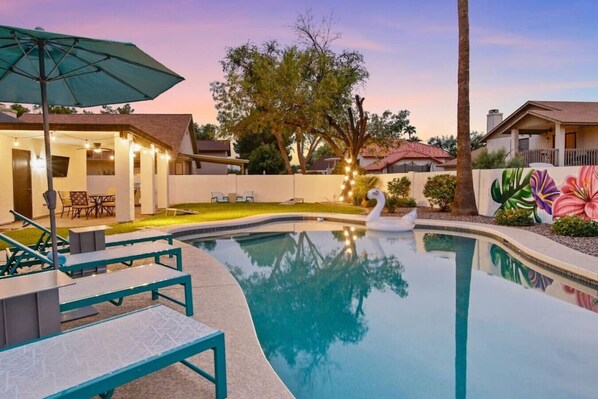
16 113 196 155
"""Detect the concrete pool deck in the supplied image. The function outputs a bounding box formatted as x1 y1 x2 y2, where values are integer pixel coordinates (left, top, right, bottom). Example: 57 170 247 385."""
2 212 597 398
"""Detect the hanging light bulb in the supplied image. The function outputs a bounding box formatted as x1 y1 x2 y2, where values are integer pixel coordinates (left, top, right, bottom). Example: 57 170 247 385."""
109 154 114 161
345 166 350 172
13 137 19 147
50 132 56 141
348 191 353 196
339 195 345 201
352 171 358 176
84 140 90 149
350 180 355 185
346 157 353 164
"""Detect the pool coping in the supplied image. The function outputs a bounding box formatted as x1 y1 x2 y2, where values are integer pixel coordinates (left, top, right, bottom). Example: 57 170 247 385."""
168 212 598 288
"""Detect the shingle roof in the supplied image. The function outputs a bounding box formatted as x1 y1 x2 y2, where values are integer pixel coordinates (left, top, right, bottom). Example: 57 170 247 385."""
484 100 598 141
530 101 598 124
196 140 230 155
363 141 452 171
19 113 194 156
0 112 21 123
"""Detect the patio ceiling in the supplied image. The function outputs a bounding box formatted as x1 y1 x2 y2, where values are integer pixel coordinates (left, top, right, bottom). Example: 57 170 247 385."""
0 121 172 153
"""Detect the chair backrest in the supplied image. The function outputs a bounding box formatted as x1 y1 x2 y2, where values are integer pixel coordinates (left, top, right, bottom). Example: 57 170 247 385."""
70 191 89 206
212 192 224 199
243 191 253 197
58 191 72 206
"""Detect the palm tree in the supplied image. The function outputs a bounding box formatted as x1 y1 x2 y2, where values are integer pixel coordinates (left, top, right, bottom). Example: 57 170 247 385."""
453 0 478 215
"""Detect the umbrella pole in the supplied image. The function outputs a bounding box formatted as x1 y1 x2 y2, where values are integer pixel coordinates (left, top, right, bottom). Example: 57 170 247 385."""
38 45 59 270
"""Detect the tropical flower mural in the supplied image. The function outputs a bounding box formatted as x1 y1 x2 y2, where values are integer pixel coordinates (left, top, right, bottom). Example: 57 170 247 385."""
491 166 598 221
553 165 598 219
530 169 560 215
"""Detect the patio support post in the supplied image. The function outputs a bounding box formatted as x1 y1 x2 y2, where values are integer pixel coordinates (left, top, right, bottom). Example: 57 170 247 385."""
114 132 135 222
555 122 565 166
156 153 169 209
510 128 519 158
140 147 156 215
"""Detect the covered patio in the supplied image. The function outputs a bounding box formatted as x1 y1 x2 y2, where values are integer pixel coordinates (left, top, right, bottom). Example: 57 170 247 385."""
484 101 598 166
0 115 172 225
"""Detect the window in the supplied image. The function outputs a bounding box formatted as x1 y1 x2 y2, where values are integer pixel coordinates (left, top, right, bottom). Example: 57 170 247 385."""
518 138 529 152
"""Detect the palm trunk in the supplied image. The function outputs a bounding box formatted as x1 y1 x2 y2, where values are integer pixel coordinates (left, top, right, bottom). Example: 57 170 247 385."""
453 0 478 215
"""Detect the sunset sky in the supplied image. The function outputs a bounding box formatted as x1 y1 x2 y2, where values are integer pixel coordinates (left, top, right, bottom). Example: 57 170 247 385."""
3 0 598 140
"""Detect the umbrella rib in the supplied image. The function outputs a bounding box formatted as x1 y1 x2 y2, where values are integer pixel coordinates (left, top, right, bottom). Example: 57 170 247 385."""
44 38 78 79
48 40 183 78
13 34 41 77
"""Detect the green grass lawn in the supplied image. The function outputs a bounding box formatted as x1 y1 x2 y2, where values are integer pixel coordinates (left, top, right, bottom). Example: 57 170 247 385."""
1 202 365 249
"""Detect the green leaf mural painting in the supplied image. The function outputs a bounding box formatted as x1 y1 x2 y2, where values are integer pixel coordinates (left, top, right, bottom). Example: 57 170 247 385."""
491 168 541 222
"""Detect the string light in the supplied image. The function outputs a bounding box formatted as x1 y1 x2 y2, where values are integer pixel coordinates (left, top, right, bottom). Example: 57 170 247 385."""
84 140 90 149
13 137 19 147
50 132 56 141
109 154 114 161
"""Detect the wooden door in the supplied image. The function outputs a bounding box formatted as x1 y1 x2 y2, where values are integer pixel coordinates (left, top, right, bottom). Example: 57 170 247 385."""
12 149 33 218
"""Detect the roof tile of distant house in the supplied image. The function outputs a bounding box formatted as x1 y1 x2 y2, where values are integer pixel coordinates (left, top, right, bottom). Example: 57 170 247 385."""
362 141 452 171
19 113 194 156
196 140 230 155
0 112 21 123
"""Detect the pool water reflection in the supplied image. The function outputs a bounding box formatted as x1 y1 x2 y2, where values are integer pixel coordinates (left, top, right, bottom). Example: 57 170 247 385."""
188 224 598 399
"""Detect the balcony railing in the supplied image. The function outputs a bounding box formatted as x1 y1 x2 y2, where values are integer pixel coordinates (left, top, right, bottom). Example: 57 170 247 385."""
518 149 558 166
518 148 598 167
564 149 598 166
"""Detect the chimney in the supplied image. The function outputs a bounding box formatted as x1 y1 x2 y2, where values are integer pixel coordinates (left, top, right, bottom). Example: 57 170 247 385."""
487 109 503 133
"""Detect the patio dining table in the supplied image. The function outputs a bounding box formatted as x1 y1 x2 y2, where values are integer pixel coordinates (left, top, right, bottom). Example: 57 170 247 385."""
88 194 114 218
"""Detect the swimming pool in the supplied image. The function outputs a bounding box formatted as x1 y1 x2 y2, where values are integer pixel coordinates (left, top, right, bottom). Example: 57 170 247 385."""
186 222 598 399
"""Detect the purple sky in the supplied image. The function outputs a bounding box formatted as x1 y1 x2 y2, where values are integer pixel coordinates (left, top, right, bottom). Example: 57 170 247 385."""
3 0 598 140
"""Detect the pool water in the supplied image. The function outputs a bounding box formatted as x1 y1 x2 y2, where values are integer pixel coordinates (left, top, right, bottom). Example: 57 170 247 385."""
187 223 598 399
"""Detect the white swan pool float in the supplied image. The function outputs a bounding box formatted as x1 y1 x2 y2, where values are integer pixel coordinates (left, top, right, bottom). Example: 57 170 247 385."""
365 189 417 232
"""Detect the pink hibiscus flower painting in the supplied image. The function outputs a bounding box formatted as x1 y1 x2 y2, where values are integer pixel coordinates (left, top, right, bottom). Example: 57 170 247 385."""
553 166 598 219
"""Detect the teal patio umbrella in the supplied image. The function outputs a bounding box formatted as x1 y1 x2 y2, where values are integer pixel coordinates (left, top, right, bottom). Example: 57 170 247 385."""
0 25 184 268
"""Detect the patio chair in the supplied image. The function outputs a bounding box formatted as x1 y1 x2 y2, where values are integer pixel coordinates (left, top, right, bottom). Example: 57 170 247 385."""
9 210 173 254
101 189 116 216
236 191 254 202
0 305 227 399
58 190 72 217
211 192 229 203
70 190 95 219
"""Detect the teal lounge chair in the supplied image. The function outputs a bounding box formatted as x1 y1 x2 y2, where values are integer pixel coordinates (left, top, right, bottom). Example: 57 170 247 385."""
0 233 182 276
0 305 227 399
9 210 173 254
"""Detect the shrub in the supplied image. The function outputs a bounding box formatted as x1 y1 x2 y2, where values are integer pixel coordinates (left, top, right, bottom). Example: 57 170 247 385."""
423 174 457 211
385 196 398 213
473 148 507 169
387 177 411 198
552 215 598 237
495 208 534 226
395 197 417 207
506 156 525 168
351 175 379 206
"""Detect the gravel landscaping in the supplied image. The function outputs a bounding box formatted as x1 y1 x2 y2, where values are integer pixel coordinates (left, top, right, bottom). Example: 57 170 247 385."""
395 207 598 258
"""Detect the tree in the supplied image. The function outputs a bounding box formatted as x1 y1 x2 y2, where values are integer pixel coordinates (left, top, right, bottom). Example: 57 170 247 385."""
427 135 457 157
427 131 484 158
247 144 287 175
453 0 478 215
211 12 368 174
10 103 30 117
324 96 412 163
33 105 78 114
234 127 292 163
194 123 218 140
100 103 134 114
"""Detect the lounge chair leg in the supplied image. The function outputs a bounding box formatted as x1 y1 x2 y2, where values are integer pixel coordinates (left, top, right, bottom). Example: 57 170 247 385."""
151 290 158 300
184 280 194 316
214 334 228 399
100 389 114 399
